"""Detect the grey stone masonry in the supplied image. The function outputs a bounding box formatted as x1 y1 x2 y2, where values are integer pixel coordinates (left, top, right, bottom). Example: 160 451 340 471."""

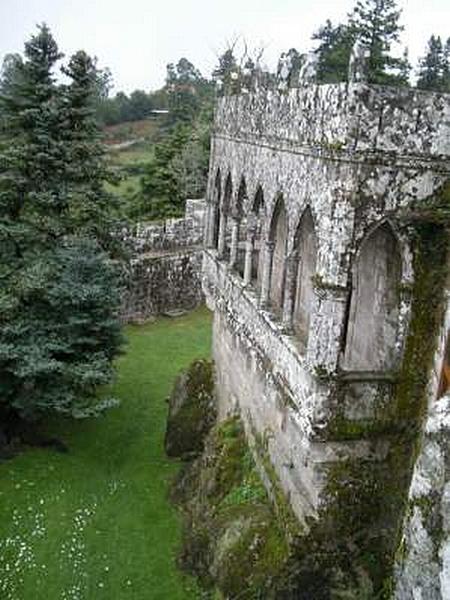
120 199 206 322
394 255 450 600
203 81 450 594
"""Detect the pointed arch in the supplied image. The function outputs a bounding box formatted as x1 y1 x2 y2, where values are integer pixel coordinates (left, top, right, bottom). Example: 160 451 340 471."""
218 172 232 259
269 195 288 313
438 332 450 399
344 222 402 371
293 207 318 348
210 168 221 248
230 176 248 275
235 176 247 220
222 172 233 215
251 186 265 286
252 185 264 216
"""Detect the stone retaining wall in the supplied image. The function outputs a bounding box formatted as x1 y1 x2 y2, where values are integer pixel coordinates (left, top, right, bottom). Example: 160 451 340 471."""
120 199 206 322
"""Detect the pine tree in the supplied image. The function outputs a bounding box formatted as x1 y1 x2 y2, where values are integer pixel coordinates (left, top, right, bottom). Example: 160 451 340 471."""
313 20 354 83
417 35 450 92
348 0 410 85
444 38 450 92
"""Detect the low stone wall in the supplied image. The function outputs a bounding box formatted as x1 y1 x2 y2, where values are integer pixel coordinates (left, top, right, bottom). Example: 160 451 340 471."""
120 199 206 322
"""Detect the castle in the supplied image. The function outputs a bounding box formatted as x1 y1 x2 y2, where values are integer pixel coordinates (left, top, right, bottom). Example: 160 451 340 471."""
201 76 450 596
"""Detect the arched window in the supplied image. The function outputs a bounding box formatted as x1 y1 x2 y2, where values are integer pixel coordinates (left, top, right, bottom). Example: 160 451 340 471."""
211 169 221 249
344 222 402 371
232 177 247 276
221 173 233 260
269 196 288 315
293 208 317 349
251 187 265 288
438 333 450 398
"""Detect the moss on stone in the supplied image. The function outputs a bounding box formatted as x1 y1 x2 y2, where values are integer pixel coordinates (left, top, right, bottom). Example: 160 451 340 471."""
173 416 299 599
164 359 216 458
319 221 450 597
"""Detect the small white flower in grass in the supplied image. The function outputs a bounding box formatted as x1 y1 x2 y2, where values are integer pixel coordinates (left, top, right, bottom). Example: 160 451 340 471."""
99 582 104 588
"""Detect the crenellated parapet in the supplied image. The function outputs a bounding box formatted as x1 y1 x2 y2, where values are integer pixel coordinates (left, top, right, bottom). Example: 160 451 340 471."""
214 83 450 164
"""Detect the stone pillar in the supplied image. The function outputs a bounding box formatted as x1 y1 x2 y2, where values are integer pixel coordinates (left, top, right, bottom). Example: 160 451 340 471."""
229 218 240 269
217 213 227 259
260 241 275 308
243 226 256 286
282 252 298 333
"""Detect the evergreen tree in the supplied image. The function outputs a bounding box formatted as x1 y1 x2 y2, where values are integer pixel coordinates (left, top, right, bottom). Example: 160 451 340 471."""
0 25 124 424
213 49 241 95
417 35 450 92
0 24 65 243
348 0 410 85
0 239 123 421
313 20 354 83
61 50 120 248
136 123 191 218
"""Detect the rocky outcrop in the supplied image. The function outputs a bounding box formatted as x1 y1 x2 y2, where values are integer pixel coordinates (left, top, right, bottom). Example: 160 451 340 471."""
164 360 216 459
171 416 300 599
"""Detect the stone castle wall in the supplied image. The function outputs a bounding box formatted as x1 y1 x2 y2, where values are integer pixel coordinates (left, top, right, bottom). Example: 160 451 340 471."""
120 199 205 322
394 254 450 599
202 81 450 593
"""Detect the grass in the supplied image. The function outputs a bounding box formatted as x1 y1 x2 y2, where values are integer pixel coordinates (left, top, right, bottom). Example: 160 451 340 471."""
104 119 163 145
105 174 142 199
0 307 212 600
106 143 154 213
108 144 154 167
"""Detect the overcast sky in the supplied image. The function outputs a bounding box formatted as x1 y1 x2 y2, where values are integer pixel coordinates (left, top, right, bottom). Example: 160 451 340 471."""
0 0 448 93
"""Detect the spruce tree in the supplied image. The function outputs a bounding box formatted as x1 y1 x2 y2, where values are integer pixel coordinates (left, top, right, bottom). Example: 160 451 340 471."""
417 35 450 92
0 25 124 425
61 50 119 248
348 0 410 85
0 24 65 248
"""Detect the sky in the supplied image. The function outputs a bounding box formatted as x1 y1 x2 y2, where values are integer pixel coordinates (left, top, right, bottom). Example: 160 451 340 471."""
0 0 448 94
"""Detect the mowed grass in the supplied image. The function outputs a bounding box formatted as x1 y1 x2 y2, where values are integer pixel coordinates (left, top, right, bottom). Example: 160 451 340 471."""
104 119 163 145
107 144 154 167
0 307 212 600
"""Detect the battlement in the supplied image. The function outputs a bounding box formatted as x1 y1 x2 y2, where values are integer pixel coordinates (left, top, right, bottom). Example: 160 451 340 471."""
215 83 450 165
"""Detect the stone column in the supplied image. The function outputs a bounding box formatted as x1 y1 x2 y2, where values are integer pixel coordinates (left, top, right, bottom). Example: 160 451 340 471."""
259 241 275 308
229 218 240 269
217 213 227 259
243 226 256 286
282 252 298 333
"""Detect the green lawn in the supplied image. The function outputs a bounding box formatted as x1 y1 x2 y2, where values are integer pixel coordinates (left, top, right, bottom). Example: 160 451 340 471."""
0 307 212 600
108 144 154 167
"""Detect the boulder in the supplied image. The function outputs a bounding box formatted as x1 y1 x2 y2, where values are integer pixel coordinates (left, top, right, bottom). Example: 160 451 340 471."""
164 359 216 459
